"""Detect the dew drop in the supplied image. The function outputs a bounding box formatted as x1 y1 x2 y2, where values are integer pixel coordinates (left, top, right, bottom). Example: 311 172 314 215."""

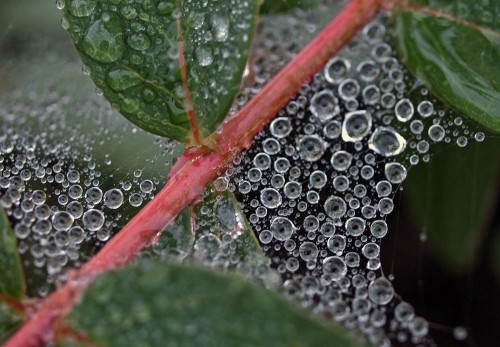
82 209 105 231
384 162 407 184
103 188 124 209
342 110 372 142
310 90 339 122
368 127 406 156
394 98 414 122
297 135 325 162
270 217 296 241
82 15 124 63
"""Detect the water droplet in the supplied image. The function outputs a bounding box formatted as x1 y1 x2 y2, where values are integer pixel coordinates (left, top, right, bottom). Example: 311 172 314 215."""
325 57 350 84
331 150 352 171
85 187 103 204
82 209 105 231
384 162 407 184
417 100 434 118
103 189 124 209
140 180 154 193
338 78 360 100
309 170 327 189
395 302 415 322
129 193 143 207
299 242 319 261
368 127 406 156
428 124 445 142
270 117 292 138
368 277 394 305
327 235 346 253
260 188 282 209
106 69 143 91
370 220 388 238
194 234 221 261
345 217 366 236
210 15 229 42
52 211 74 231
310 90 339 122
342 110 372 142
395 98 414 122
284 181 302 199
297 135 325 162
82 15 124 63
323 256 347 280
270 217 296 241
195 46 213 66
323 120 341 139
324 196 347 218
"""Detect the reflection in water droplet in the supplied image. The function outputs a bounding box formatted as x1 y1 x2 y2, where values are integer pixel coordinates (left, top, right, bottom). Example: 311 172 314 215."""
368 127 406 156
342 110 372 142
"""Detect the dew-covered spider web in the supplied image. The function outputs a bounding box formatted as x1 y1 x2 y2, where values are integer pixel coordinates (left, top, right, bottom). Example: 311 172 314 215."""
0 1 499 346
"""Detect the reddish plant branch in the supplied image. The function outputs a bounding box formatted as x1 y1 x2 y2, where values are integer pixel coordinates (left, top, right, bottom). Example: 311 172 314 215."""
3 1 381 346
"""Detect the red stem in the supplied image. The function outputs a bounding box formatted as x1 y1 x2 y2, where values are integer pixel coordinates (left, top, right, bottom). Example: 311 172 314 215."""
3 1 380 346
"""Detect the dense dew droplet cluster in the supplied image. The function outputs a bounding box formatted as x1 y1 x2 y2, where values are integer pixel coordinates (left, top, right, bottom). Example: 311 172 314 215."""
222 13 482 347
0 53 179 296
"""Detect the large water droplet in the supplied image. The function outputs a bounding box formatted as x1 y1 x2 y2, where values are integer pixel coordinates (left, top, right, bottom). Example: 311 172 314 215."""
270 217 296 241
310 90 339 122
106 69 143 91
297 135 325 162
82 15 124 63
394 98 414 122
368 277 394 305
368 127 406 156
341 110 372 142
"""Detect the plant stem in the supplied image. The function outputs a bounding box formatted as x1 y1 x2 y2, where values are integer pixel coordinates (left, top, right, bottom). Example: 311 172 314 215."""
3 1 381 346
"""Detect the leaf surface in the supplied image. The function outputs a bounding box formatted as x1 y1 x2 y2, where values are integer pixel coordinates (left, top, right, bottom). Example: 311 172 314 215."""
260 0 318 14
0 207 25 300
62 0 260 143
393 1 500 133
0 302 21 344
151 188 266 265
404 137 500 271
67 261 366 347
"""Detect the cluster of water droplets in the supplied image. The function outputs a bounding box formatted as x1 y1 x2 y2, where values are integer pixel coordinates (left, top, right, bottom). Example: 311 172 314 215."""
219 13 485 347
0 51 179 296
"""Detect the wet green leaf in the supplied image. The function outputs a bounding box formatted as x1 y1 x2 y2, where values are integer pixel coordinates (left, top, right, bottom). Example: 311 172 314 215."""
260 0 318 14
0 302 22 344
62 0 260 143
150 207 194 261
404 137 500 271
150 187 266 265
192 188 267 264
393 4 500 134
0 207 25 300
68 261 366 347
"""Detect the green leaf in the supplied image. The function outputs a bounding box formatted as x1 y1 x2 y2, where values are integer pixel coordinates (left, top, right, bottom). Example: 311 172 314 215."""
62 0 260 143
392 5 500 134
260 0 318 14
151 187 267 265
150 207 194 261
403 137 500 271
0 302 22 344
0 207 25 300
67 261 366 347
192 187 267 264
